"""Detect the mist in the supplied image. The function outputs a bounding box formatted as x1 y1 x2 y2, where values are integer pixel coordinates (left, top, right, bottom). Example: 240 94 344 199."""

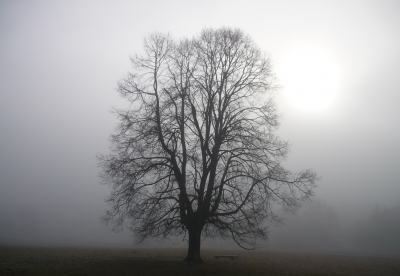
1 0 399 257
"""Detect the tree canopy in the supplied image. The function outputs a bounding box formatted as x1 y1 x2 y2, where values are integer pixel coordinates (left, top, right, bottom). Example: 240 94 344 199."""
99 27 317 261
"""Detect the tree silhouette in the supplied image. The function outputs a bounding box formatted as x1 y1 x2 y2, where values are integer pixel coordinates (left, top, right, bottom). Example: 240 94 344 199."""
99 27 317 261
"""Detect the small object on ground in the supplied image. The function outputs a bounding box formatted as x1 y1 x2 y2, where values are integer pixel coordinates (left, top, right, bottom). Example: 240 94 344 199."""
213 255 239 260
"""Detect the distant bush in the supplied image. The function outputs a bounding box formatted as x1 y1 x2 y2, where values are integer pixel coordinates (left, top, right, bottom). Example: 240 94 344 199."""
352 204 400 254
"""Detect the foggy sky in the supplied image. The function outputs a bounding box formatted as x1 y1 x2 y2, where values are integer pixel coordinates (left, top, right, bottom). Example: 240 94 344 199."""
1 0 399 251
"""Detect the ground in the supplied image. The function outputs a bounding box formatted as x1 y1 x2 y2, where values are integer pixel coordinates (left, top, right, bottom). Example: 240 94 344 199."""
1 247 399 275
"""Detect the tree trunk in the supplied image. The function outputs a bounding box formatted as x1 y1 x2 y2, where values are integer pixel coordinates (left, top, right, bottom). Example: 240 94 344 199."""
185 227 202 262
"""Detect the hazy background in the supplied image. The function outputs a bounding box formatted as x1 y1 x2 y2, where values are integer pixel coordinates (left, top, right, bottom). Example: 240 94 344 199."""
1 0 399 255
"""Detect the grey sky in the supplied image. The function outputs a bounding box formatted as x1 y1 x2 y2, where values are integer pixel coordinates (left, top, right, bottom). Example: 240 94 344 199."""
1 0 400 247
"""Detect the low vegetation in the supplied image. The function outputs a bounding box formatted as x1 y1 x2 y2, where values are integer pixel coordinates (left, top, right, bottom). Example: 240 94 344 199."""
1 247 399 276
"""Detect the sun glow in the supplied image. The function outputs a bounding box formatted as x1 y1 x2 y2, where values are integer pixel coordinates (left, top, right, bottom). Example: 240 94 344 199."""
279 47 341 112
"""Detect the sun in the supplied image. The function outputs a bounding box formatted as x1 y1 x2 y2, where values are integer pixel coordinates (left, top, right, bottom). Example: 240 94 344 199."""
279 46 341 112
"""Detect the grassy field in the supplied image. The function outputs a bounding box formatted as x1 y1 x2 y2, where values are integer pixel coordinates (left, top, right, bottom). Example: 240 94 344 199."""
1 247 399 276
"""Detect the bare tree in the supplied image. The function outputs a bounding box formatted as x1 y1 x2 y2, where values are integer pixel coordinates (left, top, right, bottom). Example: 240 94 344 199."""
99 28 317 262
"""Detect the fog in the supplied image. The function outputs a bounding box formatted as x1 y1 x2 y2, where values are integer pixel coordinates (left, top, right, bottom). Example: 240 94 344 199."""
1 0 399 256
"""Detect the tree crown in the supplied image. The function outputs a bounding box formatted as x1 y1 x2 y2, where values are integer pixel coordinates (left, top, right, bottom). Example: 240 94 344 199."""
99 27 317 249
